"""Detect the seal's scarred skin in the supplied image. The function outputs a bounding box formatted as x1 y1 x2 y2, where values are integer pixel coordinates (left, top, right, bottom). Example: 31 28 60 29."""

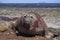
12 12 48 36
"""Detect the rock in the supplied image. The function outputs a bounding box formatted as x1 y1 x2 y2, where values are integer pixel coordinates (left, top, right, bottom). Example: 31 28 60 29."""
0 21 9 32
48 27 59 37
53 37 59 40
45 31 54 39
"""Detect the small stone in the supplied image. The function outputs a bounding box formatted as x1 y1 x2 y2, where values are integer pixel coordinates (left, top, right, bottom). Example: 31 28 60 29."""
45 31 53 39
36 37 39 40
53 38 58 40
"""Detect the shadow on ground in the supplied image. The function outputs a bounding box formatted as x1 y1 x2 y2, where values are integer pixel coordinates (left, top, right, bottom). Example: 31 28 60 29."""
16 33 35 37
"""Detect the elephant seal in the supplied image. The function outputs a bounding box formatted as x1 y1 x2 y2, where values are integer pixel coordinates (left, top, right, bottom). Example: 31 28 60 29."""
12 12 48 36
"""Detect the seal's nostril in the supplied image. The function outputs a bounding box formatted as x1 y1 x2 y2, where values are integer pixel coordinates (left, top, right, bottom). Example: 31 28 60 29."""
31 16 33 18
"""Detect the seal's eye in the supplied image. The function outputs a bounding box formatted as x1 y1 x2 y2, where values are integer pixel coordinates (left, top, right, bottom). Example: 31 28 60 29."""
31 16 33 18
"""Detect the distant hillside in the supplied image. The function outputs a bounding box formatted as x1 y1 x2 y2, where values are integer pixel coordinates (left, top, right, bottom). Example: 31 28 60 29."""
0 3 60 7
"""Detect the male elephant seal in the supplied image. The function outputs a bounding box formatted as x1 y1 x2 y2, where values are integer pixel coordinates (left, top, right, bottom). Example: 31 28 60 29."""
12 12 48 36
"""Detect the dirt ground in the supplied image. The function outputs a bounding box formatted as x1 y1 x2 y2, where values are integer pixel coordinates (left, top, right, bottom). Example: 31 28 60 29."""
0 28 48 40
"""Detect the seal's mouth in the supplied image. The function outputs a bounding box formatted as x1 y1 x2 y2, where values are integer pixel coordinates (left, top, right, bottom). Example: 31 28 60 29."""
23 22 30 30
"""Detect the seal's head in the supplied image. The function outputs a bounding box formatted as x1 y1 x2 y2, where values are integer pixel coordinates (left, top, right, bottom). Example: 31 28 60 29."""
23 14 33 24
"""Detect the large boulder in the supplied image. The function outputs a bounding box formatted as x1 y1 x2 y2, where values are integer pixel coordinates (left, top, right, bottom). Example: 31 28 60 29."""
0 21 9 32
12 12 48 36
